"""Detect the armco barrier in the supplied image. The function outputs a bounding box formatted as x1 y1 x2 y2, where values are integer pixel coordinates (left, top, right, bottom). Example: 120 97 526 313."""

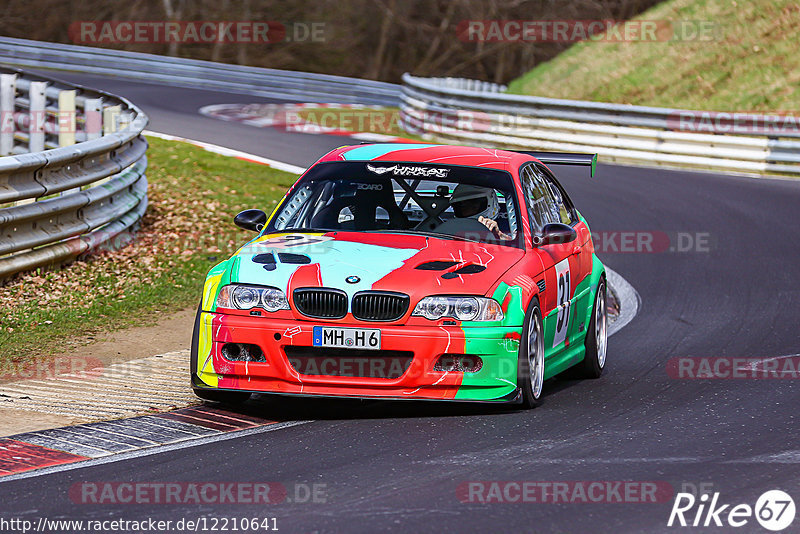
0 66 148 281
0 36 400 107
400 74 800 175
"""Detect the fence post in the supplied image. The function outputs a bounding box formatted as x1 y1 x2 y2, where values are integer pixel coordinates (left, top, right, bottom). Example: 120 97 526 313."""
28 81 47 153
103 104 121 135
15 80 48 206
58 89 78 196
58 89 76 147
0 74 15 156
97 104 121 186
84 97 103 141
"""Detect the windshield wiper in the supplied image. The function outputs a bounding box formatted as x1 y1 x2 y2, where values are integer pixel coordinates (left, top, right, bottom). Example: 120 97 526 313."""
372 229 482 244
267 227 330 234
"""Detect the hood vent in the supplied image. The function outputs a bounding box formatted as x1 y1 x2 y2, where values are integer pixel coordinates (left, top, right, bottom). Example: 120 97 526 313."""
278 253 311 264
441 263 487 279
252 252 311 271
415 260 459 271
454 264 486 274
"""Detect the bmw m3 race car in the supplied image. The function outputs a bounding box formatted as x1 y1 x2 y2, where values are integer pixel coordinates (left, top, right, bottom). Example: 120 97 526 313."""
191 144 607 408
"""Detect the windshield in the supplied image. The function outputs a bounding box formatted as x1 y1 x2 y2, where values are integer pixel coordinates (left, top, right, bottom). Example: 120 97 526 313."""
267 161 521 247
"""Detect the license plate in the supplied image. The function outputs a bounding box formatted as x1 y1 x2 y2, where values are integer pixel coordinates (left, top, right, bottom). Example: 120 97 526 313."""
312 326 381 350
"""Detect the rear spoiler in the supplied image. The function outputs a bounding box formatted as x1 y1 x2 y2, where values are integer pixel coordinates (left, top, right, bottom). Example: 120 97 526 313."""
515 151 598 178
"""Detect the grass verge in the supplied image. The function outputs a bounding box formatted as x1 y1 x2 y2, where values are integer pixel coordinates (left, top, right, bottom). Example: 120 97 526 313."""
0 136 298 363
507 0 800 112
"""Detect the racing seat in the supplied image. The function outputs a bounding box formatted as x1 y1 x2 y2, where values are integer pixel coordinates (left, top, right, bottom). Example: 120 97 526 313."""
311 182 408 230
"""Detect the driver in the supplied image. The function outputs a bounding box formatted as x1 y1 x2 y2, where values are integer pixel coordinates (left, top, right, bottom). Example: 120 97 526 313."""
449 184 512 240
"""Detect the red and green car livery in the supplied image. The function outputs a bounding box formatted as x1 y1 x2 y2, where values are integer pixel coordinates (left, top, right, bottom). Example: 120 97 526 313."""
191 144 608 408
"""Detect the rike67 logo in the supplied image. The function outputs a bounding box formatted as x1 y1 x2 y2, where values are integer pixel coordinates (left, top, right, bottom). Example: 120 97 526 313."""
668 490 795 531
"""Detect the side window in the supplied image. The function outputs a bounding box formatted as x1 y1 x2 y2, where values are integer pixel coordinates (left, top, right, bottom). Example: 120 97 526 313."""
520 165 559 231
540 174 573 225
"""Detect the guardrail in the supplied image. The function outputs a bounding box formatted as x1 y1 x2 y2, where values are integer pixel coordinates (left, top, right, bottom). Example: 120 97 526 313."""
400 74 800 175
0 66 148 281
0 37 401 107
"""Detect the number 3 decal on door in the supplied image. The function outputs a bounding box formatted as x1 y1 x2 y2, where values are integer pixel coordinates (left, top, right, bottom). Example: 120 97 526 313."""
553 258 571 348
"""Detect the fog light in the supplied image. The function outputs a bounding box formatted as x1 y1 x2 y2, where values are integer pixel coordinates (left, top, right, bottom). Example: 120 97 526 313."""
433 354 483 373
433 355 457 372
459 356 483 373
221 343 266 363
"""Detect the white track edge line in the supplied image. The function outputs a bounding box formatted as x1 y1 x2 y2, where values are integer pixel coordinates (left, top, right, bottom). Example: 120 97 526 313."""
143 130 306 174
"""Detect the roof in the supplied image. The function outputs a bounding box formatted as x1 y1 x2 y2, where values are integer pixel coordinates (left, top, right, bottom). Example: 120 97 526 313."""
317 143 538 172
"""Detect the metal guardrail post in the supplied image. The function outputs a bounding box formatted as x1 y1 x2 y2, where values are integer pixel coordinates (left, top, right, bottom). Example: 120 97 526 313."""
0 74 14 156
97 104 121 186
58 89 78 196
103 105 120 135
58 89 76 147
15 80 48 206
84 97 103 141
28 81 47 154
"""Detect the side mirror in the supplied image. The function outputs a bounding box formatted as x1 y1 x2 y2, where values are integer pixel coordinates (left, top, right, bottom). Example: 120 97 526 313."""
533 222 577 246
234 209 267 232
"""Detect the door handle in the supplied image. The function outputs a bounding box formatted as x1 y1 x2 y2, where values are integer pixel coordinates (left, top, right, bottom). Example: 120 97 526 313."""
572 246 581 254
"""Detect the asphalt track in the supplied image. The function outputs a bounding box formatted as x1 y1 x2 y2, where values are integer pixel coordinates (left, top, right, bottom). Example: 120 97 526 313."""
1 72 799 533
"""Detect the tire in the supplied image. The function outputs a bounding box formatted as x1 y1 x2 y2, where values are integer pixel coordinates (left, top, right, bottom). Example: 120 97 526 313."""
189 304 201 377
193 388 251 405
575 277 608 379
517 297 545 408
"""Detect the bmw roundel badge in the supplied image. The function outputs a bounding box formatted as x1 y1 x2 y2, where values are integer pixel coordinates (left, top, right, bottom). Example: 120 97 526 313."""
346 276 360 284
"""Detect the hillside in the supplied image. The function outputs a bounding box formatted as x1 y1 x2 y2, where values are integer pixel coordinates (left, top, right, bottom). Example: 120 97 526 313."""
507 0 800 112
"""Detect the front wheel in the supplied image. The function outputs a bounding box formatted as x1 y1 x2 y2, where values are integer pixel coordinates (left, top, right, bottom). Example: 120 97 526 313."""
517 298 545 408
575 277 608 379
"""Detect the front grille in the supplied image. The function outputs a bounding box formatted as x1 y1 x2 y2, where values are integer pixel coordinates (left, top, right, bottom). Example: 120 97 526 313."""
352 291 409 321
293 288 348 319
284 346 413 379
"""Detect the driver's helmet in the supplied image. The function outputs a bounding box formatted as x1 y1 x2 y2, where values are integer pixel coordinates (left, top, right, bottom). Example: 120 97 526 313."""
450 184 499 220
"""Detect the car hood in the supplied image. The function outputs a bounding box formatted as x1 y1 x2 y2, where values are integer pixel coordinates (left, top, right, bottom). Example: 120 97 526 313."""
229 232 524 302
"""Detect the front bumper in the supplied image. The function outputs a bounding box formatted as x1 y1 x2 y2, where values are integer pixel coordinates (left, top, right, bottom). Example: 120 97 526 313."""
193 311 522 402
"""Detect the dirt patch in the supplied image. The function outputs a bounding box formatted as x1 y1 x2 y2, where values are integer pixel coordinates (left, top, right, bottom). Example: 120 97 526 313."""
0 307 195 437
0 408 89 436
0 307 195 386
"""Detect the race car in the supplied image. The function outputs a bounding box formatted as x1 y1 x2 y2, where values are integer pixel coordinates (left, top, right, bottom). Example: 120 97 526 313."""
191 144 607 408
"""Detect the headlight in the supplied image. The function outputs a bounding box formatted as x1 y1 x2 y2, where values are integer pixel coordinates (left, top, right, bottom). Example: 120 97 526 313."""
232 286 260 309
215 284 290 312
412 296 504 322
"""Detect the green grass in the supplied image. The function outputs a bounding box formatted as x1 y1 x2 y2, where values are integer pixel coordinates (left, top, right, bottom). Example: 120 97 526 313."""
507 0 800 112
0 137 298 363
